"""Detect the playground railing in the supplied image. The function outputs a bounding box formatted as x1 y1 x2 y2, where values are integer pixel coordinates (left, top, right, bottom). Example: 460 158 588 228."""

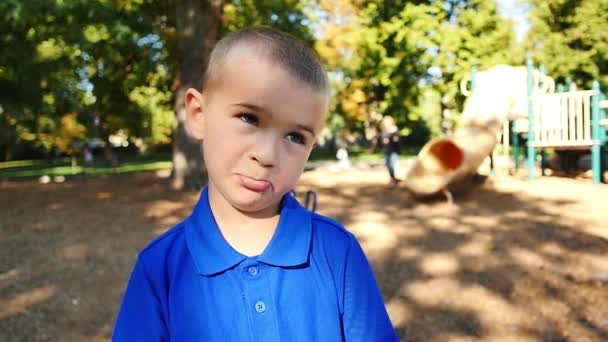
530 90 599 149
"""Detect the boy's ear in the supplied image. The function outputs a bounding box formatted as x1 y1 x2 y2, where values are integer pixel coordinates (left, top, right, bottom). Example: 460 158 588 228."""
185 88 206 140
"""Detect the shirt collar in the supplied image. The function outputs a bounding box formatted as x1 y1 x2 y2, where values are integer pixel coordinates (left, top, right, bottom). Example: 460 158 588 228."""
185 187 312 276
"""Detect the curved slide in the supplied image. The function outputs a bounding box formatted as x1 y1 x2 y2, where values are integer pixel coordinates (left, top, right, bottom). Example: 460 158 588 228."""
403 65 553 196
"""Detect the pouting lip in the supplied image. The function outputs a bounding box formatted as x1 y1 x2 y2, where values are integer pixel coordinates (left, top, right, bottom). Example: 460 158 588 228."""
238 174 272 192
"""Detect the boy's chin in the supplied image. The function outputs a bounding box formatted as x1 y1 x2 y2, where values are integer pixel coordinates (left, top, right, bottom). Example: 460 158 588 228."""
230 194 281 216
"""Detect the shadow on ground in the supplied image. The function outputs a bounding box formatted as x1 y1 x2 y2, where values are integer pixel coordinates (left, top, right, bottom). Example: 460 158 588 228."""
1 170 607 341
300 172 608 341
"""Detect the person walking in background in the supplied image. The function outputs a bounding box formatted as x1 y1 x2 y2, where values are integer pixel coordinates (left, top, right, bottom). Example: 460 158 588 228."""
380 116 401 186
83 146 93 168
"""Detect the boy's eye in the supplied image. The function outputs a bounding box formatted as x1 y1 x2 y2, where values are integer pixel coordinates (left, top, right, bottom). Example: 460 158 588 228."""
238 113 258 125
286 132 306 145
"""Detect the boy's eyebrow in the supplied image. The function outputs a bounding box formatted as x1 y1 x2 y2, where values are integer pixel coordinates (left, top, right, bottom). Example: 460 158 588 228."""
232 102 316 136
233 102 264 112
296 124 316 136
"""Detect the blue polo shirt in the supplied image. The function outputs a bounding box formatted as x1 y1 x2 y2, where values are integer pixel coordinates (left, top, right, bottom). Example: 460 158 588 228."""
113 187 398 341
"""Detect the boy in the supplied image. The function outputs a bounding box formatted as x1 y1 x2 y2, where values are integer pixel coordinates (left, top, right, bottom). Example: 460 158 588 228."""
113 27 398 341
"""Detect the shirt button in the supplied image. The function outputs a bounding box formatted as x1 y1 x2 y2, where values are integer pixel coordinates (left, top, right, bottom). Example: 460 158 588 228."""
247 266 258 276
254 301 266 313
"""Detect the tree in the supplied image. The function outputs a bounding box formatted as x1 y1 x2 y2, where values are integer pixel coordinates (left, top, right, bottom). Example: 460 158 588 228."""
524 0 608 89
0 0 176 160
170 0 223 190
1 0 318 192
314 0 517 144
0 1 84 159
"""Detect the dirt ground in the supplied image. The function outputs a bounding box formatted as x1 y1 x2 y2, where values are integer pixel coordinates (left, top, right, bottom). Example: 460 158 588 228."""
1 165 608 341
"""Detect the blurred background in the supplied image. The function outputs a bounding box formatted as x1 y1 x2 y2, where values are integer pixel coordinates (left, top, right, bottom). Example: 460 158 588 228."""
2 0 605 186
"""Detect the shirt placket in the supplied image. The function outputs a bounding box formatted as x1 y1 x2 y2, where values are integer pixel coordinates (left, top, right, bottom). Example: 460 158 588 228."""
241 259 279 341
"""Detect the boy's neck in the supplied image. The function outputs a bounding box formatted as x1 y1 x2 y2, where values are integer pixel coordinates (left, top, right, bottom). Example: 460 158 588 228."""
207 187 281 257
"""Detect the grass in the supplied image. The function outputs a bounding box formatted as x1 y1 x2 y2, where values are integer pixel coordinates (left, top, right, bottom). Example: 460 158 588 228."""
346 146 419 162
0 147 420 180
310 145 420 162
0 154 172 180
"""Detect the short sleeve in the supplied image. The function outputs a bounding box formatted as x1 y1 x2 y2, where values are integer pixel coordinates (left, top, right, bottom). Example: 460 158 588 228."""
342 236 399 341
112 256 168 341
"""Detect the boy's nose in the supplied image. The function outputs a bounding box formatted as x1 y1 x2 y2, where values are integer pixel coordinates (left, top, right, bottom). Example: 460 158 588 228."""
250 135 278 167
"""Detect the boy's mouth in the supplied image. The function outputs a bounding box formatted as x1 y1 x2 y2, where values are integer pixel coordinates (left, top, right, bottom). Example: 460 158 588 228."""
238 175 272 192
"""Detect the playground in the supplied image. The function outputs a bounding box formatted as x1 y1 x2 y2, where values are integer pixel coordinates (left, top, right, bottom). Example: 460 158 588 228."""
2 60 607 341
3 1 608 339
1 165 607 341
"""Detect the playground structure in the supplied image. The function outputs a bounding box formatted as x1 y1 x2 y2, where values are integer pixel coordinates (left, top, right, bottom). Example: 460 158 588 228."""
403 61 608 196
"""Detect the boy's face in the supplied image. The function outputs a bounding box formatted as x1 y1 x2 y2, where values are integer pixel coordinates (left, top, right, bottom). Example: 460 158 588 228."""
186 49 328 216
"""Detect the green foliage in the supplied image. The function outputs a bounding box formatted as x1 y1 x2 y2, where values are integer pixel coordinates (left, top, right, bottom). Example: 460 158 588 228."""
524 0 608 89
223 0 316 42
417 87 442 138
2 0 526 161
0 0 175 159
1 1 77 157
0 154 172 180
1 0 317 161
314 0 517 145
128 77 175 146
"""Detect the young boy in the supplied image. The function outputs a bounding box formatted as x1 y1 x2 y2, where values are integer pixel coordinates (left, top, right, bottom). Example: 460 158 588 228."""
113 27 398 341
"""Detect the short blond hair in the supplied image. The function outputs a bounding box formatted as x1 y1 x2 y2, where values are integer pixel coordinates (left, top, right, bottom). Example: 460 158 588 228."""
381 116 396 132
202 27 328 94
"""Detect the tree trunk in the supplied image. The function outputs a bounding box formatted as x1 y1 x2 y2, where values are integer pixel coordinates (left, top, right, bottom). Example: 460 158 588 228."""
171 0 223 190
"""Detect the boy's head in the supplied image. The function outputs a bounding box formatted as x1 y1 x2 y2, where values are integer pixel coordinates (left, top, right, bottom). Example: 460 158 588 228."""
185 27 329 216
381 116 396 133
202 27 329 96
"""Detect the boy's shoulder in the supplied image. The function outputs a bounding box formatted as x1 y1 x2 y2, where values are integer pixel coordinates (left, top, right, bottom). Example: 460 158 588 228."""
309 211 356 250
138 220 188 260
311 212 349 233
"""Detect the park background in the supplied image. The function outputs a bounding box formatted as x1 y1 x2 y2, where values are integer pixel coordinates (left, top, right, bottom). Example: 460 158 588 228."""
1 0 608 341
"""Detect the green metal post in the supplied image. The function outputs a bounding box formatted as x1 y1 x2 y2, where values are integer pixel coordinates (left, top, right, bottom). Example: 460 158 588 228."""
591 81 602 184
539 65 546 177
600 92 607 144
601 92 607 182
526 59 536 180
511 64 519 171
512 121 519 170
